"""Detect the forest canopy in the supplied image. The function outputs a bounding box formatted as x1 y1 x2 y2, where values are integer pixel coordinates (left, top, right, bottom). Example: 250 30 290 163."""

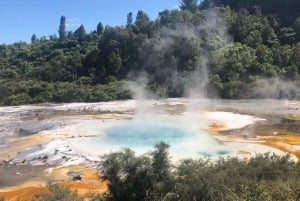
1 0 300 105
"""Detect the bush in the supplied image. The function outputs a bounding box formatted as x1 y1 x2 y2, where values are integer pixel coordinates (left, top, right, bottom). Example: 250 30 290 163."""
99 145 300 201
36 183 82 201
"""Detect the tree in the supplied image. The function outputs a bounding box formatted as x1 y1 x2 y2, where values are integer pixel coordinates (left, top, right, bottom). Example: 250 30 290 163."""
31 34 37 44
150 142 174 198
74 24 86 43
100 148 152 201
99 142 174 201
126 12 133 27
179 0 199 13
158 10 170 26
97 22 104 35
58 16 66 39
2 0 300 106
199 0 213 9
49 34 57 41
294 17 300 40
278 27 296 44
135 10 149 27
151 142 171 181
134 10 153 36
175 159 211 200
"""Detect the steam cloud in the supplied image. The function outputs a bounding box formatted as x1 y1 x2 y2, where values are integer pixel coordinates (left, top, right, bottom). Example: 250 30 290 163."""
253 78 300 99
128 9 232 109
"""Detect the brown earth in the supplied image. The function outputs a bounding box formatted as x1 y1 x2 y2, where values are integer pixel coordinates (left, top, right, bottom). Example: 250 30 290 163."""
259 136 300 159
208 122 300 160
0 165 108 201
0 185 48 201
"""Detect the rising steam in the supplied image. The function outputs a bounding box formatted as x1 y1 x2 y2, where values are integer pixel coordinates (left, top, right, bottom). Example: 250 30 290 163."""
128 9 232 112
253 78 300 99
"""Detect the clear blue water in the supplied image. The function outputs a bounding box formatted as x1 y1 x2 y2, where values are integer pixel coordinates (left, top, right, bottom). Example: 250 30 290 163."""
105 122 192 146
70 117 232 159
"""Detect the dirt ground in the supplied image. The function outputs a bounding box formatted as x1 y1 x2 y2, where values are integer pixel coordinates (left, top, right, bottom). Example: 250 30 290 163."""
0 165 107 201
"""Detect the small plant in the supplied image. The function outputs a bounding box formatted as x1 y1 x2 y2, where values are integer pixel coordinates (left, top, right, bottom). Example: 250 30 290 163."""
35 182 82 201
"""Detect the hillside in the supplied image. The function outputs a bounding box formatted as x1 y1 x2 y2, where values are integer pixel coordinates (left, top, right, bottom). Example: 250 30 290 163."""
1 0 300 105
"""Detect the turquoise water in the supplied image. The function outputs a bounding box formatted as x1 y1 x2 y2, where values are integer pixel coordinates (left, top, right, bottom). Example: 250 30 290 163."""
105 121 192 146
70 116 232 159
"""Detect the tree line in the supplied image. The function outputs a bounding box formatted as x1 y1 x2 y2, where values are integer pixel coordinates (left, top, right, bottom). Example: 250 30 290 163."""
1 0 300 105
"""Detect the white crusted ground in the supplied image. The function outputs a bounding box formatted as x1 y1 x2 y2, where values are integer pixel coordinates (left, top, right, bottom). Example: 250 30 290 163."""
1 98 298 168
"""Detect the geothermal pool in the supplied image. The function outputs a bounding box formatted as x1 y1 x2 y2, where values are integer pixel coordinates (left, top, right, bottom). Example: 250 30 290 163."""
1 98 300 198
67 114 232 160
0 98 299 167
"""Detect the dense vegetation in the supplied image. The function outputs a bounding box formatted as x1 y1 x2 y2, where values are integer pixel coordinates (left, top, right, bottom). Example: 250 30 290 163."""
4 142 298 201
94 142 300 200
1 0 300 105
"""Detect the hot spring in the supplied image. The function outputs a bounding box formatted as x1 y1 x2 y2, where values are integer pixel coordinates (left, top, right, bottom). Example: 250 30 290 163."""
1 98 293 166
1 98 299 199
68 113 233 160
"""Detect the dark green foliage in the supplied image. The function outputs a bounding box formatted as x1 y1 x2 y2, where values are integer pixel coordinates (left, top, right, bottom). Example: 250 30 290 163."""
100 148 153 201
74 24 87 43
99 142 174 201
1 2 300 106
203 153 300 200
149 142 174 199
134 11 153 37
175 159 212 201
30 147 300 201
179 0 199 13
200 0 300 18
31 34 37 44
97 22 104 35
0 80 130 105
126 12 133 28
151 142 171 181
58 16 66 39
99 144 300 201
